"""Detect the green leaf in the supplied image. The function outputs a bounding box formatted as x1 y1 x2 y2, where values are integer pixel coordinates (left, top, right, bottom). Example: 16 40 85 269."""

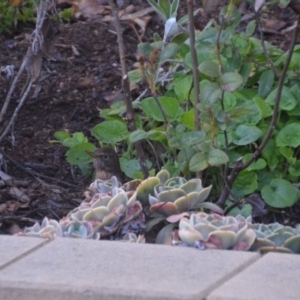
254 97 273 118
92 120 129 143
289 160 300 177
233 171 257 195
173 75 193 102
138 42 155 59
181 131 206 146
265 86 297 111
128 69 142 83
208 149 229 166
54 131 70 142
261 179 298 208
243 153 266 171
140 97 180 122
198 60 220 78
129 130 149 143
159 43 180 61
178 148 196 173
276 123 300 147
233 125 263 146
279 147 296 164
121 159 152 179
221 72 244 92
170 0 179 17
147 0 167 21
66 143 96 165
63 132 88 148
189 152 209 171
180 110 195 130
245 20 256 36
202 82 222 107
258 70 274 98
159 0 171 18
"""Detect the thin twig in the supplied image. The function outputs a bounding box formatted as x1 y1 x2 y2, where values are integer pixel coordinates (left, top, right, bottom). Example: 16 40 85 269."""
108 0 149 179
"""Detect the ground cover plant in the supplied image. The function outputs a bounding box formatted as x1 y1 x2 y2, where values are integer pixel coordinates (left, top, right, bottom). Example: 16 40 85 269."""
1 0 300 252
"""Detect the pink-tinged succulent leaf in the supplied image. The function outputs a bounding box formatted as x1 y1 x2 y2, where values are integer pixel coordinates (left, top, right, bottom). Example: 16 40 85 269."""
122 179 142 192
250 238 275 251
123 201 143 223
208 230 237 249
107 191 128 211
127 191 137 206
233 241 249 251
180 179 202 194
267 232 294 246
196 185 212 203
158 189 186 203
69 208 90 221
195 202 224 214
156 169 170 184
155 223 177 245
194 223 218 241
259 246 293 254
283 236 300 254
91 195 112 208
166 212 190 223
83 206 109 221
179 218 203 246
165 176 187 187
149 194 159 206
149 201 179 216
174 192 198 212
102 205 125 227
136 176 160 206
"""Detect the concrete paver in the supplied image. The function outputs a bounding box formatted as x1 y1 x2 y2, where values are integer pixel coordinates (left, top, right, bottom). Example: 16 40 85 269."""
0 235 49 269
208 252 300 300
0 236 259 300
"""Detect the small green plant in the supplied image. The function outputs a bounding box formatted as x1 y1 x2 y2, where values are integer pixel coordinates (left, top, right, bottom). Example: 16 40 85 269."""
0 0 37 34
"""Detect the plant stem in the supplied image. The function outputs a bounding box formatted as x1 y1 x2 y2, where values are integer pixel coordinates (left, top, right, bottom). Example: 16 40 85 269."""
108 0 149 179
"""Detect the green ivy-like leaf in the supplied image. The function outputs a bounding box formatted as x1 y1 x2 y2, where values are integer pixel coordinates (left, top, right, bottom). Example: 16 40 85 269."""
54 131 70 142
233 171 257 195
208 149 229 166
66 143 96 165
233 125 263 145
92 120 128 143
261 179 298 208
202 82 222 107
140 97 180 122
159 43 180 61
198 60 220 78
189 152 209 171
258 70 274 98
181 131 206 146
129 130 149 144
276 123 300 147
221 72 244 92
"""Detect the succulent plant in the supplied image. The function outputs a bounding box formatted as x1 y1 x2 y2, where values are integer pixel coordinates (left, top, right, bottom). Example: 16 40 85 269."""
19 217 59 239
137 169 223 216
178 212 256 251
57 218 100 239
122 232 145 243
249 223 300 254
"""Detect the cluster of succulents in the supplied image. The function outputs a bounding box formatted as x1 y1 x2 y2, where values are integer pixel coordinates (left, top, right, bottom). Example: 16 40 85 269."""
136 169 223 216
177 212 256 251
249 223 300 254
18 170 300 255
176 212 300 254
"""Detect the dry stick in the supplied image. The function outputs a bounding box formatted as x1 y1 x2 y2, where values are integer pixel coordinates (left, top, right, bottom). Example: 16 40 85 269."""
0 79 33 143
187 0 202 179
254 7 280 78
108 0 149 179
0 62 27 124
217 15 300 206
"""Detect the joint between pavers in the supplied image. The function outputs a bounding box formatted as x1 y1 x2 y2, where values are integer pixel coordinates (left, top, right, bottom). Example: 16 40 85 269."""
202 252 262 299
0 238 52 271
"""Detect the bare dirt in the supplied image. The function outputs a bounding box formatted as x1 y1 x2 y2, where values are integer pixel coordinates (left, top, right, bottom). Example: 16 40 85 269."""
0 1 299 234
